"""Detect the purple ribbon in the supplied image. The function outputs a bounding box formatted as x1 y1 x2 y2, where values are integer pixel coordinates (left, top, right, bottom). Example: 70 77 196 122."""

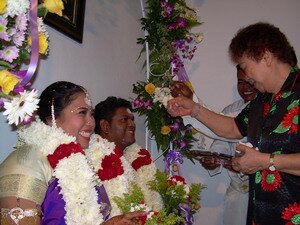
18 0 39 87
179 202 194 225
176 64 190 82
165 150 183 176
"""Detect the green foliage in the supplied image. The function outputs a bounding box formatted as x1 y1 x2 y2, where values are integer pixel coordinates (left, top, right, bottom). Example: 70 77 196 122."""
113 182 184 224
113 183 145 213
132 0 203 158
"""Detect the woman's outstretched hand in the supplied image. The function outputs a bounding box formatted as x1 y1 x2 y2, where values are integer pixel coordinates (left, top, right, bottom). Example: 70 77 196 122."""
167 96 196 117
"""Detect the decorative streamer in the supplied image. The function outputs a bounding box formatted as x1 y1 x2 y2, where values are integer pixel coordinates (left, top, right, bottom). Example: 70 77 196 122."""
18 0 39 86
139 0 151 151
179 202 194 225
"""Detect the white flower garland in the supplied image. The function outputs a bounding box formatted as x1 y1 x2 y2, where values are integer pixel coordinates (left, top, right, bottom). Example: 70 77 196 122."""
87 135 164 216
16 121 104 225
124 143 164 211
87 134 136 217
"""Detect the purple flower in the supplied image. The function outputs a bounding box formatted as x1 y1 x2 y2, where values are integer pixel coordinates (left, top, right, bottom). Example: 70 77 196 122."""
160 0 174 18
169 122 180 132
13 30 25 46
167 23 177 30
0 17 9 41
132 98 144 108
178 140 188 149
177 18 188 29
171 40 185 49
0 46 19 63
143 99 152 109
15 14 28 32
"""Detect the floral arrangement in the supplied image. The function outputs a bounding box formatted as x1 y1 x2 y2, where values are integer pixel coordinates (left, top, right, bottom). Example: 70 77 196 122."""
86 135 164 217
132 0 203 156
0 0 64 126
114 183 184 225
114 170 205 225
148 170 204 223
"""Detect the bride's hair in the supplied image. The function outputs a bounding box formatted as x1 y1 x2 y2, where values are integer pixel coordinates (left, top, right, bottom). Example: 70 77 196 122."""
37 81 86 124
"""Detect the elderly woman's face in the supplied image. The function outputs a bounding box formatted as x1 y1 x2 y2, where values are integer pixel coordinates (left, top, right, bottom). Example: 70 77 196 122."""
55 92 95 149
238 55 269 93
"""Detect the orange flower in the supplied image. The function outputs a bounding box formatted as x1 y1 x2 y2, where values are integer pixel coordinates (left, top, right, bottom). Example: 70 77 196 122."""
145 83 155 95
161 125 171 135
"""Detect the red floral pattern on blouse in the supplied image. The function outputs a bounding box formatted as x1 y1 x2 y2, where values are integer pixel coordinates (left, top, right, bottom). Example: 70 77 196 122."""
282 202 300 225
263 102 270 117
261 170 282 192
282 106 299 134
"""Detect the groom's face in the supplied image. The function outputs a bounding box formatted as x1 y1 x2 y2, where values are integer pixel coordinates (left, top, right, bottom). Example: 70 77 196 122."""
106 107 136 150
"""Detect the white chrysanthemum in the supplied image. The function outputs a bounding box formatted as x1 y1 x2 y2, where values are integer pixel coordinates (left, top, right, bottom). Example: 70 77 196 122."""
55 153 103 225
5 0 30 18
153 87 173 108
16 121 75 155
124 143 164 211
3 89 39 125
37 17 49 38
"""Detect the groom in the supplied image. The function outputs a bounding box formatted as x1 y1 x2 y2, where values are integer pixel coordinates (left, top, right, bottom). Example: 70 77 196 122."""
93 96 163 212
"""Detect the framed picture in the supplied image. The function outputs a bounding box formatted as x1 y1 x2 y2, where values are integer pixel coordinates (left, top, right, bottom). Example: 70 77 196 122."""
44 0 86 43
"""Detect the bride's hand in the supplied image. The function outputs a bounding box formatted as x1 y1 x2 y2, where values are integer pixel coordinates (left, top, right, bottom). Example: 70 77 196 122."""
103 211 145 225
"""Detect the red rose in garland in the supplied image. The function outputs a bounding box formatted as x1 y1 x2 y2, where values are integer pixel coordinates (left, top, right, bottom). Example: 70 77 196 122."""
282 202 300 225
131 149 152 171
47 142 85 169
98 153 124 181
167 175 186 187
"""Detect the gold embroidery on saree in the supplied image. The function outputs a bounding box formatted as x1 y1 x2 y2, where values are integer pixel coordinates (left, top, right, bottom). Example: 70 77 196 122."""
0 175 47 204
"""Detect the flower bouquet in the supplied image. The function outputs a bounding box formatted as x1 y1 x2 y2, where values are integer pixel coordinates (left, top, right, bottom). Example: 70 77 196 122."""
114 170 205 225
133 0 203 157
113 183 184 225
0 0 64 126
133 81 196 157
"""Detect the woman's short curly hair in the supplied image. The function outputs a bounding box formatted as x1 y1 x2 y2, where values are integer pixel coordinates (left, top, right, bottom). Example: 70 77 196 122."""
229 22 297 66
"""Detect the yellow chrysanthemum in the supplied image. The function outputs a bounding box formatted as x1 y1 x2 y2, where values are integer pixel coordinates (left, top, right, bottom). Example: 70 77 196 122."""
0 70 19 95
38 33 48 54
43 0 64 17
0 0 7 14
161 125 171 135
145 83 155 95
28 33 48 55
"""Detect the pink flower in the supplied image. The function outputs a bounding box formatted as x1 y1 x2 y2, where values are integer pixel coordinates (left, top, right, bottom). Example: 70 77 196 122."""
0 46 19 63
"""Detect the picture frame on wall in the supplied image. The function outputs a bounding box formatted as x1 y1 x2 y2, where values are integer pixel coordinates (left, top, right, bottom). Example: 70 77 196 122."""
44 0 86 43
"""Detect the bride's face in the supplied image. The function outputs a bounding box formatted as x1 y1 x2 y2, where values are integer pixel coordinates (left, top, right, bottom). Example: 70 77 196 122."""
55 92 95 149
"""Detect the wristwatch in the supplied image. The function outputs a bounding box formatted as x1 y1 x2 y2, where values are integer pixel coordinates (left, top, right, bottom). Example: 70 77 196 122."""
268 154 276 171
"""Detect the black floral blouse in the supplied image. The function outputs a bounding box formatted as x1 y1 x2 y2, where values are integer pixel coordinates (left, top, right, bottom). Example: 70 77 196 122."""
235 66 300 225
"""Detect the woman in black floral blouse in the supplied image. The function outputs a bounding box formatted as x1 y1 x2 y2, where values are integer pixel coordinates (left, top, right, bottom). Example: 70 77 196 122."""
167 22 300 225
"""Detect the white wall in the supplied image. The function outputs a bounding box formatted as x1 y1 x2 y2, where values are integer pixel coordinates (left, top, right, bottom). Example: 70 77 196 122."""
1 0 300 225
